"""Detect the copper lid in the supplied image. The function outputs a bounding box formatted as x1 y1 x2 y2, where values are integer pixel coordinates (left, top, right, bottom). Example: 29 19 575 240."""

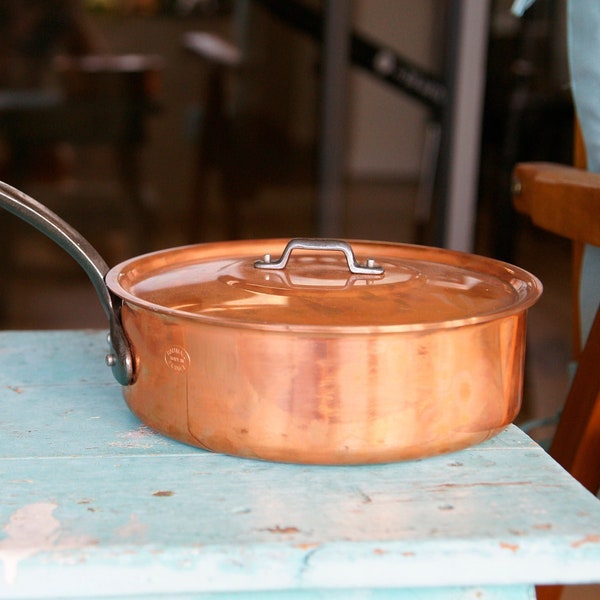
106 238 542 333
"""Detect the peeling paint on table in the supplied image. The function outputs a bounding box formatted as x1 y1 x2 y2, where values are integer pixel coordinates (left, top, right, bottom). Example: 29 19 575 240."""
1 330 599 599
0 501 97 585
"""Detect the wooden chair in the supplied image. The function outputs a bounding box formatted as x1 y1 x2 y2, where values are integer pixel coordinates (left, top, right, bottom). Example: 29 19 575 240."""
512 129 600 600
512 138 600 496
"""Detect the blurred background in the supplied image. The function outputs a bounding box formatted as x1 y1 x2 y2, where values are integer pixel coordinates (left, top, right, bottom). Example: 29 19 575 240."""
0 1 577 448
3 4 599 596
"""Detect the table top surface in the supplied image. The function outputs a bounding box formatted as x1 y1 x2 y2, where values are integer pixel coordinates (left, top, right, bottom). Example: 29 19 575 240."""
1 330 600 598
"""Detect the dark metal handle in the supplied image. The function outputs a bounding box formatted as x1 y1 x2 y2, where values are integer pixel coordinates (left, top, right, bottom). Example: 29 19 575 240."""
254 238 384 275
0 180 134 385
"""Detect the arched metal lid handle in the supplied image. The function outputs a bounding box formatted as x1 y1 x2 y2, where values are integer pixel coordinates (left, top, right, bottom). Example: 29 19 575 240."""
254 238 384 275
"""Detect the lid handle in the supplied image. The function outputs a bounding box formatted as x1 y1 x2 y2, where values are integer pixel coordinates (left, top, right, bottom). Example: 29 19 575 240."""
254 238 384 275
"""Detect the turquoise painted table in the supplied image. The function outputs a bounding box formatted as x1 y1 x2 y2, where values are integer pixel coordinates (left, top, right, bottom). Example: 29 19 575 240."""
1 330 600 599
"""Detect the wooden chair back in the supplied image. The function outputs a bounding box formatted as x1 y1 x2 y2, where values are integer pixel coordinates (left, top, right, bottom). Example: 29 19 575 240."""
512 132 600 495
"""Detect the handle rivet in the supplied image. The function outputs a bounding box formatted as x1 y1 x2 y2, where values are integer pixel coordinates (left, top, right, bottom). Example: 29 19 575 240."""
106 354 117 367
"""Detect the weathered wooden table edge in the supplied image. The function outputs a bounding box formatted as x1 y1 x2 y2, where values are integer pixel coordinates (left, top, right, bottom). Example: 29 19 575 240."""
1 330 599 599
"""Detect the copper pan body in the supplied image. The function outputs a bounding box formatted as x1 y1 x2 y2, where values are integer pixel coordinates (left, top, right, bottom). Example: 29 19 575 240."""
106 239 538 465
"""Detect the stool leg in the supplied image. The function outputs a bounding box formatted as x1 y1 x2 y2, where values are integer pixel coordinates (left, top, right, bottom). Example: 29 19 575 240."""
549 305 600 494
0 214 12 325
535 585 563 600
189 64 228 242
113 141 154 252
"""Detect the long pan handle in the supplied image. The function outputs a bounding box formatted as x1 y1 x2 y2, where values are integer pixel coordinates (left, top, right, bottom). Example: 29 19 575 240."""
0 180 134 385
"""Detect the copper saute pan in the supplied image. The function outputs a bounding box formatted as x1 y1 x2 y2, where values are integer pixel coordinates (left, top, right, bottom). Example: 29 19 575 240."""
0 181 542 464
